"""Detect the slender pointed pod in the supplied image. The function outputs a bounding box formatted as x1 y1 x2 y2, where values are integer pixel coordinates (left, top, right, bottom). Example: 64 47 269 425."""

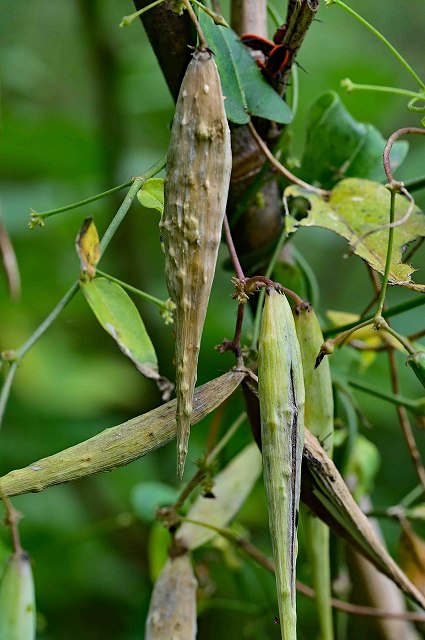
0 551 36 640
258 288 305 640
295 301 334 640
161 48 232 478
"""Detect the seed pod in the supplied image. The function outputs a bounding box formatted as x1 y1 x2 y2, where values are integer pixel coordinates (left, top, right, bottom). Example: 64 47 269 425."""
0 551 36 640
160 48 232 478
295 302 334 640
258 288 305 640
145 553 197 640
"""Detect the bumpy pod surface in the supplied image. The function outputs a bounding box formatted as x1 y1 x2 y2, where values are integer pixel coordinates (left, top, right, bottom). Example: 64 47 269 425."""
0 551 36 640
160 48 232 478
258 289 305 640
295 302 334 640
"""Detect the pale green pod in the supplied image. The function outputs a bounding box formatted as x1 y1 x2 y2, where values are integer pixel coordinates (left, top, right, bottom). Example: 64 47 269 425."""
258 288 305 640
295 302 334 640
161 48 232 479
0 551 36 640
145 553 197 640
294 302 333 453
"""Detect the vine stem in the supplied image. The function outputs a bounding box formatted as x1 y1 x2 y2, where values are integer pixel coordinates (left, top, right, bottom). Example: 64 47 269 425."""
374 189 395 319
181 0 207 49
178 518 425 622
100 157 166 254
348 377 422 416
250 223 287 350
30 179 133 223
0 488 23 554
383 127 425 184
0 158 165 430
95 269 167 309
323 295 425 339
223 214 245 280
248 121 330 197
173 412 246 511
341 79 423 100
327 0 425 90
120 0 166 27
388 347 425 490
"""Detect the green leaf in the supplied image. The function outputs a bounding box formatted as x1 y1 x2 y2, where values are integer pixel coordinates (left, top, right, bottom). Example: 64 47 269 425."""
300 92 408 189
199 14 292 125
80 277 173 400
137 178 164 215
285 178 425 291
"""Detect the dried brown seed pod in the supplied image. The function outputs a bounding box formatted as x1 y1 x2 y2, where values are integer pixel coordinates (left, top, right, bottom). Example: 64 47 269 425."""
145 554 197 640
161 48 232 478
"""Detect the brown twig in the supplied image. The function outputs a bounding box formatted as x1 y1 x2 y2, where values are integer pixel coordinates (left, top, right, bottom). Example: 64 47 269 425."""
0 489 22 554
0 216 20 300
384 127 425 185
214 526 425 622
388 348 425 489
181 0 207 49
248 121 330 196
223 214 245 281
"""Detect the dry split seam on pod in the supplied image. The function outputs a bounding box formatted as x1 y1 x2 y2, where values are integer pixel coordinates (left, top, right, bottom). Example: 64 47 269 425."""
161 48 232 478
258 288 305 640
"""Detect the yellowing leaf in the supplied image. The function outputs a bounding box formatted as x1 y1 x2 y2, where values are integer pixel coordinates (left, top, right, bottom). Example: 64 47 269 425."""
75 217 100 279
137 178 164 215
80 277 173 400
286 179 425 292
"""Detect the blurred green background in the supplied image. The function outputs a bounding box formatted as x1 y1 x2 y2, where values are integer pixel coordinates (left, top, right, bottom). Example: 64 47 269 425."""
1 1 425 638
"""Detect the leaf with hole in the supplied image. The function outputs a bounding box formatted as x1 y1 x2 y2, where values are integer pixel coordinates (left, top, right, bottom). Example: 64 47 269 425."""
285 178 425 292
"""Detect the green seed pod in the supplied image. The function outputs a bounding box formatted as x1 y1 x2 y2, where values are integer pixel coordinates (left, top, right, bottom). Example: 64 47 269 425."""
258 288 305 640
407 352 425 389
0 551 36 640
295 302 334 640
145 553 197 640
160 48 232 478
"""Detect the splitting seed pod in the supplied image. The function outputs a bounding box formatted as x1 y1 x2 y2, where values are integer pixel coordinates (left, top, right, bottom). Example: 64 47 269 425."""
258 288 305 640
160 47 232 478
294 301 334 640
0 551 36 640
145 553 197 640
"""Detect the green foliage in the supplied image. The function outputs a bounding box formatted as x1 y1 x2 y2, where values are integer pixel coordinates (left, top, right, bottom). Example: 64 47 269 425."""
299 92 409 188
200 13 292 125
1 1 425 639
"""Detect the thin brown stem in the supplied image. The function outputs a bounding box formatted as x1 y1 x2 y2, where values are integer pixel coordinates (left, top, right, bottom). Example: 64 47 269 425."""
248 121 330 196
181 0 207 48
0 216 20 300
223 214 245 280
0 490 22 554
388 348 425 489
384 127 425 184
194 521 425 622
